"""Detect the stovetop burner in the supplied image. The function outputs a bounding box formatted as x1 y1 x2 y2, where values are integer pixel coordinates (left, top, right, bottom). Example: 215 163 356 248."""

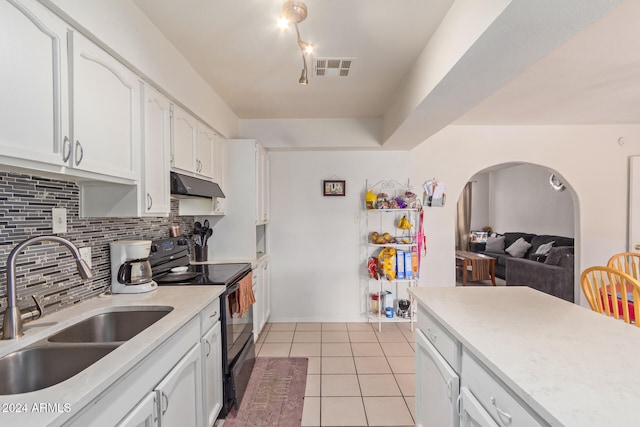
153 271 201 284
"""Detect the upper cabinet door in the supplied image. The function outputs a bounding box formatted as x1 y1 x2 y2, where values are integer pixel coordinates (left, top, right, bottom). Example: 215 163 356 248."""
142 84 171 215
171 105 197 173
71 32 139 180
0 0 69 166
212 134 226 214
196 123 214 179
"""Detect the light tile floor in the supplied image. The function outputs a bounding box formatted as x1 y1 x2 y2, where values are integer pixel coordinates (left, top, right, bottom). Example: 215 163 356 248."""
256 321 416 427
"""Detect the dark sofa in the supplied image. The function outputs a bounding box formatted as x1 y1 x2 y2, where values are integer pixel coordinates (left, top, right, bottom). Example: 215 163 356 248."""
478 232 574 280
506 246 575 302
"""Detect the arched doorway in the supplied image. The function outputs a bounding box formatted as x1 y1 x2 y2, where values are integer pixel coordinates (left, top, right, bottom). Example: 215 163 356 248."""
454 162 579 302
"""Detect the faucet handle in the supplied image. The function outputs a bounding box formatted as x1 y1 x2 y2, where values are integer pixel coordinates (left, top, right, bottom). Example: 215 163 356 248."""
31 295 44 319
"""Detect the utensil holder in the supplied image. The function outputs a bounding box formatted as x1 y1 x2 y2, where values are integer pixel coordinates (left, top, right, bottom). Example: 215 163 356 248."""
195 245 208 262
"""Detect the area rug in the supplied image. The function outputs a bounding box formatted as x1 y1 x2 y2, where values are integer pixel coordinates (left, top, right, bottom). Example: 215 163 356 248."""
224 357 308 427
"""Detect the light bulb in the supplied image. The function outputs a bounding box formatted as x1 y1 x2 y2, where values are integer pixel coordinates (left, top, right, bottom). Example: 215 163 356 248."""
304 44 314 55
277 16 289 30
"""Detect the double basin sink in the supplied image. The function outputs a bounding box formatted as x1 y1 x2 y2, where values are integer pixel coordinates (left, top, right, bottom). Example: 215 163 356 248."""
0 307 173 395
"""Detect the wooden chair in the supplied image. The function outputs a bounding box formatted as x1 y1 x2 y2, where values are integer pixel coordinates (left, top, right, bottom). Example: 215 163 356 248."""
580 266 640 326
607 252 640 280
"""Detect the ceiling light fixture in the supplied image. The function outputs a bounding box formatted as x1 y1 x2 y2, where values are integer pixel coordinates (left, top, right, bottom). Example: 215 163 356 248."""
279 1 313 85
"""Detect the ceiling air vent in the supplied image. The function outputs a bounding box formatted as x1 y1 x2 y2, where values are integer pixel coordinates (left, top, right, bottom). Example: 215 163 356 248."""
313 57 354 78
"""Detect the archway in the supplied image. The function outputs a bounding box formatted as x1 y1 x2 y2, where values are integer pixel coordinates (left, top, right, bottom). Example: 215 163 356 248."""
454 162 580 302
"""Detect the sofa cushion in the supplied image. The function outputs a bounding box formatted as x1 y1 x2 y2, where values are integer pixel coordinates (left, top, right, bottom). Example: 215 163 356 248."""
505 237 532 258
544 246 574 266
485 236 505 252
530 235 574 254
534 241 554 255
503 232 536 250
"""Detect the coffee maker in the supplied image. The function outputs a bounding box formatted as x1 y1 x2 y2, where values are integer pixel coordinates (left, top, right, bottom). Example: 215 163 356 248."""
110 240 157 294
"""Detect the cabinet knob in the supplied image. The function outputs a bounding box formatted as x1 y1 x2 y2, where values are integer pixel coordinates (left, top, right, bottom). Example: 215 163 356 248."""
205 339 211 357
147 193 153 210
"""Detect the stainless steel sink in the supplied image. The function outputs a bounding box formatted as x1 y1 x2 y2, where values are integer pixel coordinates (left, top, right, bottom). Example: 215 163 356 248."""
0 344 118 395
48 308 173 343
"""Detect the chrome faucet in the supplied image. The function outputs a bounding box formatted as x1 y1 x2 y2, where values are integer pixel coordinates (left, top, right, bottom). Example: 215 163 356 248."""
2 236 94 340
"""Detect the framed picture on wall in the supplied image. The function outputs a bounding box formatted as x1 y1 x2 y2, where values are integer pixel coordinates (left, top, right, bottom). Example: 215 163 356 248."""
323 180 346 196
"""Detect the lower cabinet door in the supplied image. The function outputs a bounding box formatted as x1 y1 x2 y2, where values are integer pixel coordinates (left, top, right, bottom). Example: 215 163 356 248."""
202 321 223 426
155 343 203 427
459 387 499 427
117 392 157 427
416 329 460 427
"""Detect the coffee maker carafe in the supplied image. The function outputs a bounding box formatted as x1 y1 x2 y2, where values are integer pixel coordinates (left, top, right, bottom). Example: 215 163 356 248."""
110 240 157 294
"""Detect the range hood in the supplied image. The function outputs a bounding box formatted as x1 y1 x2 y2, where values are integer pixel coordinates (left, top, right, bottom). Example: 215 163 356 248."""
170 172 225 199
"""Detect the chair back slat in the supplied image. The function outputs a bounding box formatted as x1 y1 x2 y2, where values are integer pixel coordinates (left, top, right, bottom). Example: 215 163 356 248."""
607 252 640 280
580 266 640 326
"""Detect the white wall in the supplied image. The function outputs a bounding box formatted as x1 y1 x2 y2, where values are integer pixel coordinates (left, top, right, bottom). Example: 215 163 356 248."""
266 124 640 321
268 151 410 322
469 172 490 231
490 164 574 236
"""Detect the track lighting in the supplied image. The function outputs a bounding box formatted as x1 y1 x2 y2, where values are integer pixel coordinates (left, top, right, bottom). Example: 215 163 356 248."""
279 1 313 85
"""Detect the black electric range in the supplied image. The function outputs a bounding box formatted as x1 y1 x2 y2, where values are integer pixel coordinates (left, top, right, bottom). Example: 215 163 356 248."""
148 237 252 286
148 237 255 418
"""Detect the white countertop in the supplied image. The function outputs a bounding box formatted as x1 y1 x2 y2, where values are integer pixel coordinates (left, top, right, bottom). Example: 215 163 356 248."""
0 286 225 427
409 286 640 427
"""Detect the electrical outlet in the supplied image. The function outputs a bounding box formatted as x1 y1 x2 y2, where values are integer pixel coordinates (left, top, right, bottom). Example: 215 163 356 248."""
79 247 92 269
52 208 67 233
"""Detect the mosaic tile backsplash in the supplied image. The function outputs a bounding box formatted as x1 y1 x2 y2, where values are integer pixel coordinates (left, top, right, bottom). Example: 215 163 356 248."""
0 171 194 328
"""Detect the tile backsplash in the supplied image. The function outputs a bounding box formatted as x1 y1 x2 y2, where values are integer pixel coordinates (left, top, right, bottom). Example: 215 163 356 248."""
0 171 194 327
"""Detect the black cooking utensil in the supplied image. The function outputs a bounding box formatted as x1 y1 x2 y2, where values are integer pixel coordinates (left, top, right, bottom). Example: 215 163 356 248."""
203 228 213 246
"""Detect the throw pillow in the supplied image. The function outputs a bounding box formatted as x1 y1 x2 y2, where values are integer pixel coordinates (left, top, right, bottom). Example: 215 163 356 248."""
485 236 505 253
505 237 532 258
544 248 564 266
534 241 555 255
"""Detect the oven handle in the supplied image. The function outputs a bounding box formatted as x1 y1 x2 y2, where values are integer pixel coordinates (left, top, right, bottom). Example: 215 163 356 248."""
226 282 240 294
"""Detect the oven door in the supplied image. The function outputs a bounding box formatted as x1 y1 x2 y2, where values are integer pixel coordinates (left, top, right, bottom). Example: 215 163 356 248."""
223 277 254 364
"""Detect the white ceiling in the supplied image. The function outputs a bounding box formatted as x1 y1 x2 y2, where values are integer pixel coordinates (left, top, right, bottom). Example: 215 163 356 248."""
133 0 634 147
133 0 455 119
457 0 640 126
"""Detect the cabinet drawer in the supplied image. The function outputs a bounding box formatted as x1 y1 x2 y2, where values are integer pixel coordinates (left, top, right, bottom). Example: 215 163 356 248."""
417 305 459 370
462 350 544 427
201 297 220 334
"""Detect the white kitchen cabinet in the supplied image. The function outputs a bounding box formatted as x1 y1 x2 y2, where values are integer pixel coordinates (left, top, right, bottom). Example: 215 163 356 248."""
415 328 460 427
117 392 157 427
256 144 270 225
252 269 261 342
141 83 171 215
196 123 214 179
171 105 215 180
0 0 70 167
459 387 499 427
462 350 542 427
252 259 271 341
171 104 198 174
212 134 227 215
202 320 223 426
155 343 203 427
70 31 139 181
210 140 268 260
78 82 169 218
410 288 558 427
261 259 271 330
1 0 138 183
